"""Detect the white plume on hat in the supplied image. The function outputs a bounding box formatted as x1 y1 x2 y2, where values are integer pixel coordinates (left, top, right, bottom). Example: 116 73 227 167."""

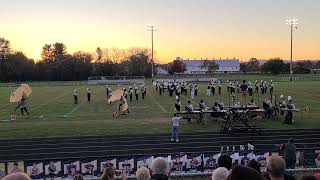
280 94 284 99
288 96 292 101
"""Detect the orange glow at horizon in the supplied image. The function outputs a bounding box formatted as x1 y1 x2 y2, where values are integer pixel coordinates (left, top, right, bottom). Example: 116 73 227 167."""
1 0 320 63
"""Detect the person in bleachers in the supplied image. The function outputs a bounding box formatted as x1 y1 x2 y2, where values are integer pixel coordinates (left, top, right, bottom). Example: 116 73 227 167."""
101 167 114 180
136 167 150 180
150 157 170 180
281 138 297 169
2 172 31 180
67 162 77 177
185 101 194 112
73 174 84 180
218 154 232 171
10 163 23 173
199 100 206 111
211 167 229 180
48 161 57 178
315 154 320 167
266 155 295 180
190 156 200 171
228 165 265 180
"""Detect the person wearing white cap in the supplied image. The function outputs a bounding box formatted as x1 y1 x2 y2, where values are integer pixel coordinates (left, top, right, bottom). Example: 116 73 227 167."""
248 81 253 97
255 80 259 93
86 87 91 102
269 80 274 94
278 94 286 115
73 89 78 104
129 86 133 102
284 96 295 124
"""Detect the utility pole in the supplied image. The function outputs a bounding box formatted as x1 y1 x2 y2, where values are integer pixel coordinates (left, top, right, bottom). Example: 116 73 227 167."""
286 18 299 81
147 25 156 78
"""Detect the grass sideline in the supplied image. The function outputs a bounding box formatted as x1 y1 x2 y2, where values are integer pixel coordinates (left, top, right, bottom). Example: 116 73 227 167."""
0 80 319 139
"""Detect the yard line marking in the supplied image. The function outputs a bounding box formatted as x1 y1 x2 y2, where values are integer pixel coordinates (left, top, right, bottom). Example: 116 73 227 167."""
147 91 167 113
29 87 77 113
64 100 86 117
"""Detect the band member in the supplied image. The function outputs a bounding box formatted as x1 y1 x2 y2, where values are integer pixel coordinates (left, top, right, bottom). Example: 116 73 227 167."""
135 88 139 101
185 100 194 112
123 88 128 99
212 102 220 112
248 81 253 96
226 80 230 93
248 99 256 106
240 80 248 106
129 86 133 102
15 97 29 116
263 98 273 118
106 86 112 98
218 82 222 95
263 81 268 94
211 83 215 96
159 82 163 95
199 100 206 110
255 80 259 93
191 87 195 100
260 80 264 94
218 99 224 110
73 90 78 104
236 81 240 93
194 84 198 96
169 84 174 97
175 99 181 112
176 85 181 98
106 85 109 96
279 94 286 115
206 83 211 96
156 80 158 91
87 88 91 102
269 80 274 94
141 85 145 99
284 96 295 124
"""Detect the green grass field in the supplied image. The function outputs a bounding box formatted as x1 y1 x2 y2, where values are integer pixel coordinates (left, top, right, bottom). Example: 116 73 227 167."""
0 80 319 139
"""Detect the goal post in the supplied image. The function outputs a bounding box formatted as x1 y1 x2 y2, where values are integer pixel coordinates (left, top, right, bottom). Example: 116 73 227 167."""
87 76 145 85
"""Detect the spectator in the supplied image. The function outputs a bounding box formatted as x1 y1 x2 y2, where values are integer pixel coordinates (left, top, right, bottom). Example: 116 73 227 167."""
136 167 151 180
212 167 229 180
74 174 84 180
101 167 114 180
282 138 297 169
150 157 170 180
227 166 265 180
266 155 295 180
2 172 32 180
315 154 320 167
247 159 261 173
218 154 233 170
314 173 320 180
299 175 316 180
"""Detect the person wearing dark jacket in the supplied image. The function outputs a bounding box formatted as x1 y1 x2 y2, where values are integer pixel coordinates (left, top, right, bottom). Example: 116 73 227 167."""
282 138 297 169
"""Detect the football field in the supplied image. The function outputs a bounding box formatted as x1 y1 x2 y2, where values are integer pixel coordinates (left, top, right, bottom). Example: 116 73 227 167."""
0 80 319 139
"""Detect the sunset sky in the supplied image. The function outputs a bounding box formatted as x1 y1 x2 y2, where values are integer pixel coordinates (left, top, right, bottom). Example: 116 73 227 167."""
1 0 320 63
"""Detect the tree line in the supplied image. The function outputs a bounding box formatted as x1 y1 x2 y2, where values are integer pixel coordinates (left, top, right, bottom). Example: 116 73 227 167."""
0 38 153 82
241 58 320 74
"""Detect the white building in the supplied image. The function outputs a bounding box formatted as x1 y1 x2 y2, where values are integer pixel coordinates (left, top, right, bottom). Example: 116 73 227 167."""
156 66 169 75
177 58 240 74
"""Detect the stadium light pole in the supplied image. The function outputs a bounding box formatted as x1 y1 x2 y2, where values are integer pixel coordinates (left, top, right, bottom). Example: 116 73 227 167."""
147 25 157 78
286 18 299 81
